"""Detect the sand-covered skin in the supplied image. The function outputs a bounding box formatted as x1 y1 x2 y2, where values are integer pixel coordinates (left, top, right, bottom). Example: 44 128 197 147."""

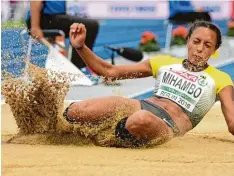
2 103 234 176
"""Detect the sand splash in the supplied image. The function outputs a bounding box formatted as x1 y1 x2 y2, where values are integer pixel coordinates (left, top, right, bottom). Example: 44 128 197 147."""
1 63 93 146
1 63 133 147
2 63 169 148
1 63 71 134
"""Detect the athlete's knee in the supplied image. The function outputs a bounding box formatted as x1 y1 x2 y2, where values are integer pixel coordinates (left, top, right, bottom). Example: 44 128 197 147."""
115 114 150 147
66 103 77 119
126 110 153 128
125 110 154 138
64 102 91 123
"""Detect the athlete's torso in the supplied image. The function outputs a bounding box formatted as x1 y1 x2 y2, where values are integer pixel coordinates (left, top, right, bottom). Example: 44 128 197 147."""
149 55 233 128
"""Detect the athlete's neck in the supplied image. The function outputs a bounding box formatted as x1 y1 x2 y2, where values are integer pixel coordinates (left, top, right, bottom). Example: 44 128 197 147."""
183 59 208 72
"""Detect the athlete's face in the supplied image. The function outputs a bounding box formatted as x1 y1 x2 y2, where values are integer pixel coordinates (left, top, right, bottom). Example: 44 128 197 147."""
187 27 217 65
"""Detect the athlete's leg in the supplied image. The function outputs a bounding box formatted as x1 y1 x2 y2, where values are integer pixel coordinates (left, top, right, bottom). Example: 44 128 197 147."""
126 110 174 140
114 110 175 146
65 96 141 123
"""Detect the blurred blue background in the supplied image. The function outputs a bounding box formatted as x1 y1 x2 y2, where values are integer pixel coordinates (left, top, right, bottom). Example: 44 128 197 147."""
1 1 234 78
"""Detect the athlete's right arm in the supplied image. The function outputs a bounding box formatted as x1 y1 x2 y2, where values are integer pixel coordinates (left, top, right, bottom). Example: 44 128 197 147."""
30 1 44 40
70 23 153 80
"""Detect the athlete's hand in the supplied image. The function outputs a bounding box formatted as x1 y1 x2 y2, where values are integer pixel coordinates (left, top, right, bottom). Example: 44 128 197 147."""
69 23 86 49
31 27 44 40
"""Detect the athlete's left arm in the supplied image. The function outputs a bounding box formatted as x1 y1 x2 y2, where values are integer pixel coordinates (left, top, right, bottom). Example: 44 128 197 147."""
218 86 234 135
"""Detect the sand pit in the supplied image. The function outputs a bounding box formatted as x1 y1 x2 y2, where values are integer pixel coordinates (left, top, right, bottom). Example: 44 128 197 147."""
1 63 233 175
2 102 234 176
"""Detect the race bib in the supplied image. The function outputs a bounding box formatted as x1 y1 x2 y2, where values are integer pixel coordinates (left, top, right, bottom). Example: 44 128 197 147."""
156 69 207 112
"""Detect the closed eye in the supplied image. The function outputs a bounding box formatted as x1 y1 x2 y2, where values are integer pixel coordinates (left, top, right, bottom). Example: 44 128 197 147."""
193 40 199 44
205 44 211 48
